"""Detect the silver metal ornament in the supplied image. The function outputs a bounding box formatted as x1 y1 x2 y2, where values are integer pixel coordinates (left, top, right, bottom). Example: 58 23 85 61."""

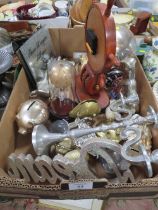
16 99 49 135
121 123 158 178
32 106 158 156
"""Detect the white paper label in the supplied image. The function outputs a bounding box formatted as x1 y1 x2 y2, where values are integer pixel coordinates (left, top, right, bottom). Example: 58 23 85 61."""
69 182 93 191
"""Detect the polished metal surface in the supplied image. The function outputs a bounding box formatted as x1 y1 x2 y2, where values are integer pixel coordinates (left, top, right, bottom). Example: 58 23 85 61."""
16 99 49 135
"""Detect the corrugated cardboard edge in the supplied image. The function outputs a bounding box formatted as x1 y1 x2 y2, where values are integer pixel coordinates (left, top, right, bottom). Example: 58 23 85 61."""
1 176 158 199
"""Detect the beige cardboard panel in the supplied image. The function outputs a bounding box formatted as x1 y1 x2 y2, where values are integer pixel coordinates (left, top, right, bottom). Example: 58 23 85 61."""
135 59 158 150
49 26 86 58
0 70 30 169
135 59 158 114
59 27 86 57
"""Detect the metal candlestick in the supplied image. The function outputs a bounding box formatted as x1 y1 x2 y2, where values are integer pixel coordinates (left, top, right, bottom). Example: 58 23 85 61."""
121 125 158 178
32 106 158 155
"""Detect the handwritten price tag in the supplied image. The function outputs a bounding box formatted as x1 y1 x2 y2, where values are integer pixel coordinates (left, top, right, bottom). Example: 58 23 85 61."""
69 182 93 191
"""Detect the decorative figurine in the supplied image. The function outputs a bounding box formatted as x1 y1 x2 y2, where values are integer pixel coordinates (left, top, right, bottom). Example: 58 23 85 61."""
16 99 49 134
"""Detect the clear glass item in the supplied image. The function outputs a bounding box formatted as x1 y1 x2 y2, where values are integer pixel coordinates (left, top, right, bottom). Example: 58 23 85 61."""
48 58 78 118
116 25 137 60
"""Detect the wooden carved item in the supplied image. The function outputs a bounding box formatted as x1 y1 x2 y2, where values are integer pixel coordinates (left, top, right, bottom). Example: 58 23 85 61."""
130 11 151 35
75 0 120 108
8 138 135 184
8 154 59 184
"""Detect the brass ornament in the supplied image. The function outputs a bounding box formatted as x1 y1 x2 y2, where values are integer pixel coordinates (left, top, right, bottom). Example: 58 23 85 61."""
97 129 121 143
69 99 101 118
55 138 75 155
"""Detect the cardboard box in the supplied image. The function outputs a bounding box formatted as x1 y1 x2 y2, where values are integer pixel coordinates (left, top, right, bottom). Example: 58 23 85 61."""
0 27 158 199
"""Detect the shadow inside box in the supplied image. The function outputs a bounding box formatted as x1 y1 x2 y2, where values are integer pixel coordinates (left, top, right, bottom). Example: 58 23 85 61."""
0 83 12 120
0 108 5 121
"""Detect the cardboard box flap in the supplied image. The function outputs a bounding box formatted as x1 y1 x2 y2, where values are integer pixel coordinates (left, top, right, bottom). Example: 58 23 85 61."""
49 26 86 58
0 70 30 169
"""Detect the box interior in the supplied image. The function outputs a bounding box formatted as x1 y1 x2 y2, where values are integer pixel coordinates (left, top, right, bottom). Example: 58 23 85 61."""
0 26 158 184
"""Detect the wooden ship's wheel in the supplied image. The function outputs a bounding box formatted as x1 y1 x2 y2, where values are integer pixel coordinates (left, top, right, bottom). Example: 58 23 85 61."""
75 0 120 108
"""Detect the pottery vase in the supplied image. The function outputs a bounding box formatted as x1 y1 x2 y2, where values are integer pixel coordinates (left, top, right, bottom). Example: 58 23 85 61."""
143 38 158 83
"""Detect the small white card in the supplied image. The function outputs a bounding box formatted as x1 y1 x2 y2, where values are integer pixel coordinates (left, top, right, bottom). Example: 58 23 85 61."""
69 182 93 191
